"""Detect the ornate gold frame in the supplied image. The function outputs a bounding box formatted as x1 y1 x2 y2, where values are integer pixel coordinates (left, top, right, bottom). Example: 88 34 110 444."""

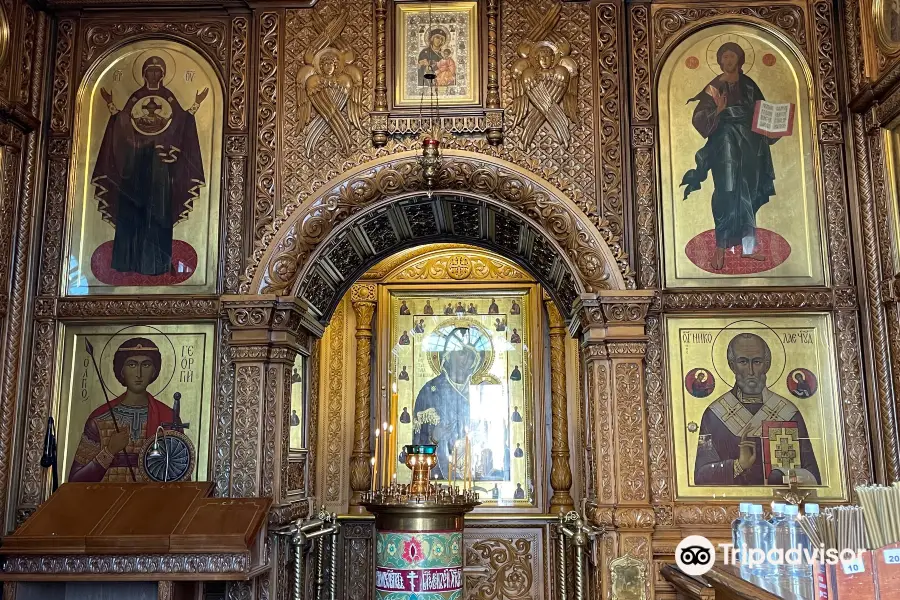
393 1 480 108
375 280 547 514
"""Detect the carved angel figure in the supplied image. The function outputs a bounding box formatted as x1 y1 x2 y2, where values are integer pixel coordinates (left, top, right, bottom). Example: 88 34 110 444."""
296 47 363 157
508 40 578 148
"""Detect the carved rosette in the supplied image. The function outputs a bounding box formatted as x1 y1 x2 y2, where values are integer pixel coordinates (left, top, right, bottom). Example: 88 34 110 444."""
348 284 376 510
546 299 574 514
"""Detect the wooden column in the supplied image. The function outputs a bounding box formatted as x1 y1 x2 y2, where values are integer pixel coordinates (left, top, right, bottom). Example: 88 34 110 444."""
222 295 321 509
349 283 376 512
547 298 574 514
573 290 654 600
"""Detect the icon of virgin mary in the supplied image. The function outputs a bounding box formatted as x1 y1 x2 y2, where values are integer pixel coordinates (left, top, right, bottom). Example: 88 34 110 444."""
412 326 484 479
92 56 207 276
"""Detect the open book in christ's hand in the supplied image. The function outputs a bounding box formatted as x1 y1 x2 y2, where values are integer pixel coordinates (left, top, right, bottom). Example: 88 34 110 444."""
751 100 795 138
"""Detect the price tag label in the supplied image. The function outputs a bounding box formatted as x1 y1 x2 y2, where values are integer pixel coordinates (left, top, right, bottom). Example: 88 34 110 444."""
884 549 900 565
841 558 865 575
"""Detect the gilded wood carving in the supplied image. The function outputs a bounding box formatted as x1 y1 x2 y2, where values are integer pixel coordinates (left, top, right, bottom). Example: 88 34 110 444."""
294 13 363 156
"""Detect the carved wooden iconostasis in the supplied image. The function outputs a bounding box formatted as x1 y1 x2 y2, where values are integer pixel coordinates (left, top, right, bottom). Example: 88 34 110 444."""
0 0 892 599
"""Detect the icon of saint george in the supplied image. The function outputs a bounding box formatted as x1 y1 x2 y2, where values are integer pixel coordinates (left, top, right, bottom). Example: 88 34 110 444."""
69 337 180 482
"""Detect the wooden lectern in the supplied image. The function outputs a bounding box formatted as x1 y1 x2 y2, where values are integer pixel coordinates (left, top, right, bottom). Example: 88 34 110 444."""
1 482 271 600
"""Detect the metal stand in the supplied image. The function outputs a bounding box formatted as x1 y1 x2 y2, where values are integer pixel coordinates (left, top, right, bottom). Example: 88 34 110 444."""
274 507 340 600
553 503 604 600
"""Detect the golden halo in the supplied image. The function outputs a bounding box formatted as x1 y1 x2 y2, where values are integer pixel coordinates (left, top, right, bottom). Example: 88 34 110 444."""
131 49 177 87
709 320 786 391
706 33 755 74
98 325 177 398
425 319 495 383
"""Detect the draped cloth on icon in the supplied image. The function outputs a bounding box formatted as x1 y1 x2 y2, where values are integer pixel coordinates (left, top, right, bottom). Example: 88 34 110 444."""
412 372 469 480
681 73 778 249
694 388 820 485
91 57 204 275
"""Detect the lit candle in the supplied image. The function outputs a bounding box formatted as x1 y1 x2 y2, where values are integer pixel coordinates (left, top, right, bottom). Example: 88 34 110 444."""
373 428 380 491
451 447 457 488
465 435 471 490
381 422 388 487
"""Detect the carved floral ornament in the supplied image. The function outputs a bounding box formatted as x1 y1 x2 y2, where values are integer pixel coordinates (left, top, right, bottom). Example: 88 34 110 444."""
243 150 633 305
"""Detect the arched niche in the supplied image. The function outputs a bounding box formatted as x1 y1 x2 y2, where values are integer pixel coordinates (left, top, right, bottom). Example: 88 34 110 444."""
245 150 633 326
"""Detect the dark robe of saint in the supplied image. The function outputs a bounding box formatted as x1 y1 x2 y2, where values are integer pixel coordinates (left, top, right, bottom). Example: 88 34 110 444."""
399 366 410 381
290 410 300 427
681 43 779 268
418 28 448 86
444 304 454 315
399 301 410 315
412 327 480 479
400 407 411 423
510 301 521 315
424 301 434 315
488 300 499 315
92 56 206 276
399 331 410 345
510 366 522 381
511 407 523 423
510 329 521 344
513 483 525 499
513 443 524 458
70 338 179 482
693 334 820 486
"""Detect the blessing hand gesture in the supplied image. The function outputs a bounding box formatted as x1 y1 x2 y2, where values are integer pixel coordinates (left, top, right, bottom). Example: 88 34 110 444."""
195 87 209 105
100 88 114 107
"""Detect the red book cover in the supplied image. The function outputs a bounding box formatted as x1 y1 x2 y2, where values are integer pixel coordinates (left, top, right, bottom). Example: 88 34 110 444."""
761 421 799 481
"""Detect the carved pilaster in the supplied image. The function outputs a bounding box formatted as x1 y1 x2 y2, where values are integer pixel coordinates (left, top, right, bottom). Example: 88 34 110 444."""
222 296 321 507
575 291 653 590
546 299 574 515
349 284 376 512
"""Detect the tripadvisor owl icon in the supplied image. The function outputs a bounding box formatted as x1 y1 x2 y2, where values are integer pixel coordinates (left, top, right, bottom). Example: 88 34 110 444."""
676 535 716 576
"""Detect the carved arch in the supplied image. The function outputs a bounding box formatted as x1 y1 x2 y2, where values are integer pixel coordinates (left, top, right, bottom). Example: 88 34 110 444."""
246 150 632 324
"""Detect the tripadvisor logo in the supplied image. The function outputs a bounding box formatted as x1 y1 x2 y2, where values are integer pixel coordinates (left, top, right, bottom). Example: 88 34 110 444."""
675 534 866 576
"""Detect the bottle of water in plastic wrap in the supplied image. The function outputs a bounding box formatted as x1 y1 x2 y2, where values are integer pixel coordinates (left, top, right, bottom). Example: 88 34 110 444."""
738 504 774 576
732 502 751 547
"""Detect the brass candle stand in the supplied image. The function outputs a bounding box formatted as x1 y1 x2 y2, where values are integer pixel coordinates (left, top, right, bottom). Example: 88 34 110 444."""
362 444 479 599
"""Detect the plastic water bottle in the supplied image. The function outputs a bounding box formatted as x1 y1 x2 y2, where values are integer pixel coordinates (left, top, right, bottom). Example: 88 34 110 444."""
739 504 774 576
732 502 750 547
768 503 787 574
769 502 786 528
777 505 811 578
